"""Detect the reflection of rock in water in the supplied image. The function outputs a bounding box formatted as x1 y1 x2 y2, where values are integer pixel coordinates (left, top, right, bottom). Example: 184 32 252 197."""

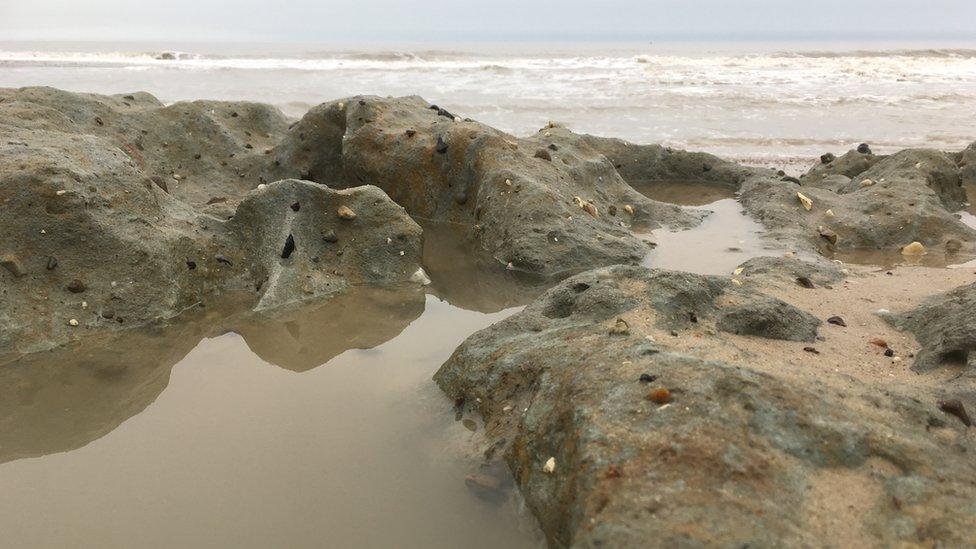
234 287 425 372
0 304 224 464
0 288 425 463
418 220 549 313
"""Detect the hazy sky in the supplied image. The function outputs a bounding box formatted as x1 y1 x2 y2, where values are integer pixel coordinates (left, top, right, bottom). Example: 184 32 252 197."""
2 0 975 42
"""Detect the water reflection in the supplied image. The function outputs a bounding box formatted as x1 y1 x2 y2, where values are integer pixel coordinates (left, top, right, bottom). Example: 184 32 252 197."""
418 219 548 312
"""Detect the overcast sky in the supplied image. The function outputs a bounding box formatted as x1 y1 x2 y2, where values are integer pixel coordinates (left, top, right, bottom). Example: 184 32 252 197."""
2 0 975 42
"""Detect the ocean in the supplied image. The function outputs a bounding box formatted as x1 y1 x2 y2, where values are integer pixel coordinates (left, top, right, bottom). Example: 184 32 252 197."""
1 40 975 171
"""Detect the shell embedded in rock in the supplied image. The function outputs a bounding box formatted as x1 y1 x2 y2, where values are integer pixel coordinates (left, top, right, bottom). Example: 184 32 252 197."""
543 457 556 474
337 205 357 220
796 192 813 211
901 241 925 255
582 202 598 218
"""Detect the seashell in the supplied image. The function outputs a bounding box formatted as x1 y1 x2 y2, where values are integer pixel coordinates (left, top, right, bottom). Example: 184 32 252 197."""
901 241 925 255
337 205 356 220
796 192 813 211
543 457 556 473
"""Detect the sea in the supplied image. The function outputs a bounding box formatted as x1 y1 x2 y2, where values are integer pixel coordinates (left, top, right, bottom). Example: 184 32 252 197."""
1 40 975 170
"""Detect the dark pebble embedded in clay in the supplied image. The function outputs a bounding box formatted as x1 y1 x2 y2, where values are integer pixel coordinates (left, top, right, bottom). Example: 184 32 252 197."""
281 234 296 259
639 373 658 383
66 279 87 293
436 137 449 154
290 202 300 212
322 229 339 243
938 399 972 427
796 276 816 289
46 256 58 271
827 316 846 327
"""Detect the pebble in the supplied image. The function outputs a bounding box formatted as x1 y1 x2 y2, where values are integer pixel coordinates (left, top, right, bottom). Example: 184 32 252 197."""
322 230 339 243
857 143 872 154
796 192 813 211
290 202 300 212
582 202 598 218
66 279 87 293
820 152 836 164
827 316 847 327
534 149 552 161
825 209 835 217
337 205 357 220
257 183 267 190
884 348 895 357
646 388 671 404
56 189 67 196
623 204 634 215
67 319 79 327
818 226 838 245
410 268 433 285
938 399 972 427
46 256 59 271
435 136 449 154
901 241 925 255
795 276 816 289
543 457 556 474
639 373 658 383
609 318 630 336
803 347 820 354
860 178 875 188
1 255 26 278
281 234 296 259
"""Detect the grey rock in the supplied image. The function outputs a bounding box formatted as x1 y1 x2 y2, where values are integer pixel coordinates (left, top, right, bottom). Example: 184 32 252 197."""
268 96 703 278
436 265 976 547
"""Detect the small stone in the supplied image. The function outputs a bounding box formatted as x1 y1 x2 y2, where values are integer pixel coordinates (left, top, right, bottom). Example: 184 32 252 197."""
435 136 449 154
548 143 558 151
46 256 58 271
67 319 79 327
938 399 972 427
101 310 115 320
609 318 630 336
825 209 835 217
639 373 658 383
337 206 357 220
796 192 813 211
781 176 801 184
186 260 197 270
608 205 617 216
281 234 296 259
582 202 598 218
827 316 847 327
257 183 267 190
795 276 815 289
290 202 300 212
857 143 872 154
66 279 87 293
0 255 26 278
860 178 875 188
405 129 416 137
322 230 339 243
410 268 432 285
543 457 556 474
820 152 836 164
534 149 552 161
901 241 925 255
803 347 820 354
172 173 182 181
215 255 233 265
818 226 838 245
150 175 168 193
884 348 895 357
646 388 671 405
623 204 634 215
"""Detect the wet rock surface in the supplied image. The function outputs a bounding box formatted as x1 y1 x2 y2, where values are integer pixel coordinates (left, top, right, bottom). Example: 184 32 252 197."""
268 97 703 277
435 264 976 547
883 281 976 379
0 87 424 353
